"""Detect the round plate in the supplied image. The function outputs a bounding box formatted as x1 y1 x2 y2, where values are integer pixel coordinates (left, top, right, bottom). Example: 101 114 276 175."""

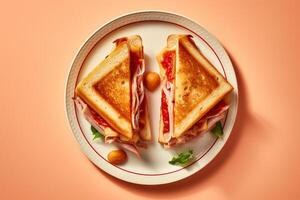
65 11 238 185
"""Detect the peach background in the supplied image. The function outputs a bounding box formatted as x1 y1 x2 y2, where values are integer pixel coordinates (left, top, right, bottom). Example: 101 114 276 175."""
0 0 299 199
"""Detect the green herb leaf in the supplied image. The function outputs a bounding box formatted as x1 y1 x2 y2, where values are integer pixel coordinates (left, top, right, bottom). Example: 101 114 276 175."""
91 126 104 140
211 121 223 138
169 150 194 166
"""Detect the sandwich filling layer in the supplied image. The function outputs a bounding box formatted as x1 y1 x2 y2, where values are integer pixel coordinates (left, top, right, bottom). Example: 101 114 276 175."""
74 97 141 157
131 52 145 131
160 51 176 141
165 100 229 147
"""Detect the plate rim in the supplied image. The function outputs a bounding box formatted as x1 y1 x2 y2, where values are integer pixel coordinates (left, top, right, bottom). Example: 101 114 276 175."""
65 10 239 185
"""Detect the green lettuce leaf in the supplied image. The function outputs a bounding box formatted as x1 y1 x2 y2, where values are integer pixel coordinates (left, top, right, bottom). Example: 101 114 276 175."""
169 150 194 166
91 126 104 140
211 121 223 138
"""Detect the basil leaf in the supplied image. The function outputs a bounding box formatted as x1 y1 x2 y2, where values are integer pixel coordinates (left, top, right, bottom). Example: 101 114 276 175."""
211 121 223 138
91 126 104 140
169 150 194 166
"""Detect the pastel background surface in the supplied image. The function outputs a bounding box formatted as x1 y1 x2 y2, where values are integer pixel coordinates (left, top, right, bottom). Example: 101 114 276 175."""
0 0 299 199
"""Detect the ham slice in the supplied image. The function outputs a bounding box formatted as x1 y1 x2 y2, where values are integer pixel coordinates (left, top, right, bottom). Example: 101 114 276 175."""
74 97 105 134
164 101 230 148
131 59 145 130
74 97 141 157
105 137 141 158
117 143 141 158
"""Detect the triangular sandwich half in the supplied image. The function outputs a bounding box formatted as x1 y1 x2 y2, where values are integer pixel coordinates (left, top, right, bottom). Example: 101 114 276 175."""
157 35 233 147
75 35 151 156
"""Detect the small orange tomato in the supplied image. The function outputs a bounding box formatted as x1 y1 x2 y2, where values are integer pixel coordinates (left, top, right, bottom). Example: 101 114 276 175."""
107 149 127 165
144 72 161 91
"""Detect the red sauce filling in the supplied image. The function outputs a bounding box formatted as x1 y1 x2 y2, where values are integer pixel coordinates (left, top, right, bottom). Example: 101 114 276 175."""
130 51 141 78
161 51 175 81
90 109 108 127
161 51 175 133
161 91 170 133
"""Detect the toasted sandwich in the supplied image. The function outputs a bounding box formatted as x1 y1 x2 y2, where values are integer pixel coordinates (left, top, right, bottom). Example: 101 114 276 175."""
74 35 151 156
157 35 233 147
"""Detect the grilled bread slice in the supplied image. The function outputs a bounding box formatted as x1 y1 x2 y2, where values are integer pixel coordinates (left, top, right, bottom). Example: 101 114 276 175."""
76 41 133 138
174 35 233 137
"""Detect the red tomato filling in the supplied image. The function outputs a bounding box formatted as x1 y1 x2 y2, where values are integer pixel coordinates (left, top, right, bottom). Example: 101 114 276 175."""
130 51 141 77
161 51 175 133
161 51 175 81
161 91 170 133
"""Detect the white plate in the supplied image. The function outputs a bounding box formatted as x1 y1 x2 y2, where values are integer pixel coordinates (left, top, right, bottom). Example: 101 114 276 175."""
65 11 238 185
